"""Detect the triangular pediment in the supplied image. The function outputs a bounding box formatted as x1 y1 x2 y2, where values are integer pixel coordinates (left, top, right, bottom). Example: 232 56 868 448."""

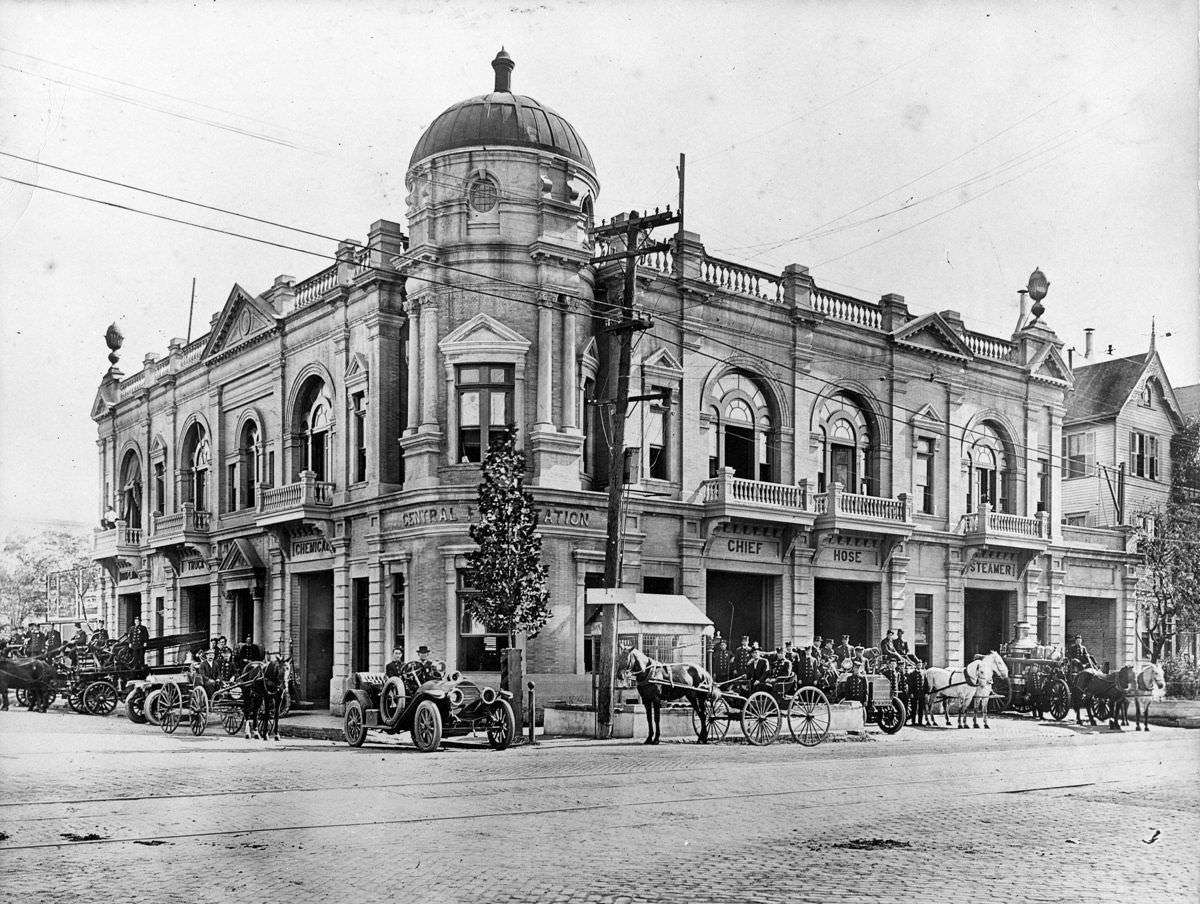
219 538 263 574
641 346 683 373
439 313 531 355
202 284 279 361
345 352 369 385
892 313 973 360
909 403 943 426
581 336 600 364
91 383 116 420
1029 344 1072 386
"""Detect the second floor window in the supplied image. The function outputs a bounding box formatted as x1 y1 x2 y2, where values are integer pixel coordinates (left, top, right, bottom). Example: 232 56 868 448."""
915 437 935 514
457 364 513 463
352 392 367 483
153 461 166 515
646 385 670 481
1130 432 1158 480
1062 432 1095 479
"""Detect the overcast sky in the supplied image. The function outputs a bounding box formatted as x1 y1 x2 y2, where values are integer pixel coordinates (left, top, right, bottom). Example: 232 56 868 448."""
1 0 1196 528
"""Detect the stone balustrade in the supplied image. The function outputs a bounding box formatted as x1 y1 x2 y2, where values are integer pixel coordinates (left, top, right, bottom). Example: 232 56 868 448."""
811 291 884 329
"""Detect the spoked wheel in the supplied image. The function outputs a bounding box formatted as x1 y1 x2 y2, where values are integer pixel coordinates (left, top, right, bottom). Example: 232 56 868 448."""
1091 696 1112 723
691 695 731 742
343 699 367 747
159 683 181 734
67 681 87 713
125 686 148 724
412 699 443 752
189 686 209 736
1046 679 1071 722
42 689 59 709
15 689 28 707
987 676 1011 715
222 708 246 736
84 680 119 716
486 700 516 750
144 689 166 726
740 691 780 746
788 686 831 747
379 677 404 726
877 696 907 735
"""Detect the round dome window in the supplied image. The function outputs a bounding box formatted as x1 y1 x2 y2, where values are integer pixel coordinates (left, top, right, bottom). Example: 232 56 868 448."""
469 179 499 213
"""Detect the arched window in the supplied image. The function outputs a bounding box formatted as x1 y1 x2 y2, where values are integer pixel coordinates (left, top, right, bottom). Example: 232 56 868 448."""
304 400 330 481
966 422 1012 513
239 420 260 508
180 423 210 512
707 372 775 482
119 450 142 528
815 392 875 495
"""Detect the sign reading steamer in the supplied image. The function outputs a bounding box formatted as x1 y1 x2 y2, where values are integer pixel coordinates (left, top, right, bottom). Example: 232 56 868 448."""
965 554 1019 579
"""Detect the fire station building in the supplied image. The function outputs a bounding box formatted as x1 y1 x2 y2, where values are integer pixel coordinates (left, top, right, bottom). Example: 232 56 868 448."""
91 51 1142 710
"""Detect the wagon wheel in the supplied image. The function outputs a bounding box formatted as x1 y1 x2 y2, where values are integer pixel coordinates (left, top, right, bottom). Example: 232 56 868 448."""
124 686 148 724
1091 695 1111 723
877 696 906 735
412 699 443 752
222 707 246 736
42 688 58 709
1045 679 1071 722
740 691 780 746
15 688 27 707
144 689 165 726
987 676 1011 715
189 686 209 736
486 700 516 750
67 681 87 712
787 686 831 747
379 677 404 726
343 699 367 747
691 695 731 742
84 680 118 716
158 683 181 733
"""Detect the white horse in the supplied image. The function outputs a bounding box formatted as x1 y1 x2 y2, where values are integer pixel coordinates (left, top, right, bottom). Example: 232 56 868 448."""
924 651 1009 729
1119 663 1165 732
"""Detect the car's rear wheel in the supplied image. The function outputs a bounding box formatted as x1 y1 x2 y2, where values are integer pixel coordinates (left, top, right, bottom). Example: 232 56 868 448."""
486 700 516 750
125 686 148 723
412 700 442 752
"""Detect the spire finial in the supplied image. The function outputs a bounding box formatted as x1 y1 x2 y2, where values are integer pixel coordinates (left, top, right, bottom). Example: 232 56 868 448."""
1150 316 1156 353
492 48 515 93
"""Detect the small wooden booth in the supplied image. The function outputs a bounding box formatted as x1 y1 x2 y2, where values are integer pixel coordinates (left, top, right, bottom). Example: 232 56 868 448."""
586 590 714 668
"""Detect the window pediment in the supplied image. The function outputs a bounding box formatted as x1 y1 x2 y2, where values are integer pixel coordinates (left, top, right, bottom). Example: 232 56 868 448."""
439 313 530 361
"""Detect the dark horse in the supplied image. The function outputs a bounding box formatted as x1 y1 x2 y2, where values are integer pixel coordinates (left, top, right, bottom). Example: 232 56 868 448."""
0 657 57 712
622 648 719 745
1074 666 1133 730
241 656 289 741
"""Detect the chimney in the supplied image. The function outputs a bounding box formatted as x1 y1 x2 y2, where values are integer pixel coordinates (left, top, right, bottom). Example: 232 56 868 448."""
492 48 514 93
1084 327 1094 360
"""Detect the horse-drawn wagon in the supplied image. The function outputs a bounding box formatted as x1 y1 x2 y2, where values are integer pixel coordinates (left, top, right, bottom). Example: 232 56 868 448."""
341 665 516 752
992 654 1073 721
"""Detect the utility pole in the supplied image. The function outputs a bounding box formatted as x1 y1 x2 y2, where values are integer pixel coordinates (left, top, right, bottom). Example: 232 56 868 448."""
589 195 681 739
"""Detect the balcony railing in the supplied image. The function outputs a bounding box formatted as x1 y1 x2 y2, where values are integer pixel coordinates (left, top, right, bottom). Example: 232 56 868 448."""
92 521 142 558
959 504 1049 542
701 473 811 510
817 487 909 522
258 472 335 517
151 506 211 538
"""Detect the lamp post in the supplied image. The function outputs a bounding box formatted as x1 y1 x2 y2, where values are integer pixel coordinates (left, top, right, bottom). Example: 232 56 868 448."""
1026 267 1049 324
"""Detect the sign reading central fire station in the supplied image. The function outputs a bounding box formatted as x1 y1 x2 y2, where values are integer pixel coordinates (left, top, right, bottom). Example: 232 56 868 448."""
397 505 593 529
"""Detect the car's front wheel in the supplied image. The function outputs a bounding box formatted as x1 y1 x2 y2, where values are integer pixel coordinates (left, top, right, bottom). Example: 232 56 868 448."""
343 699 367 747
412 700 442 752
486 700 516 750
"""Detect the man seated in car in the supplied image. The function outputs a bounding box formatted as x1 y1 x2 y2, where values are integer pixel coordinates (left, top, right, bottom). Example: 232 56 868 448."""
410 644 443 686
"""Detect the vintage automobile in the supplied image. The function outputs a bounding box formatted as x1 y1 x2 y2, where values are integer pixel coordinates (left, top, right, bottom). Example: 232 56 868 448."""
341 664 516 752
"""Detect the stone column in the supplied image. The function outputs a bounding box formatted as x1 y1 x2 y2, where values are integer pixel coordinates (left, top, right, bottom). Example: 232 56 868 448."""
370 559 385 671
405 303 420 434
329 535 351 714
420 298 438 430
536 300 554 427
561 297 578 431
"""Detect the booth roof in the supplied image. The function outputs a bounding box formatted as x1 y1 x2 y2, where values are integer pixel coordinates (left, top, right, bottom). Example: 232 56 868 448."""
586 593 712 628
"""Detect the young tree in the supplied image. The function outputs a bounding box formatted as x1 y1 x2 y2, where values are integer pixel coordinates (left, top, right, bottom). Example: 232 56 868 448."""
465 430 552 645
1137 501 1200 663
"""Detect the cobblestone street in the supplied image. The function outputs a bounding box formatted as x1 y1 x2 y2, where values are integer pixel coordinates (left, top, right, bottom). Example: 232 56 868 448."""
1 709 1197 904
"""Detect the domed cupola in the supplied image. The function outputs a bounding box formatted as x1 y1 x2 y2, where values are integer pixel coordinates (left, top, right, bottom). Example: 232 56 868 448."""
408 49 595 171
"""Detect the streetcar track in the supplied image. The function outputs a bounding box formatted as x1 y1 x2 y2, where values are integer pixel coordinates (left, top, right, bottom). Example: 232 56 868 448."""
0 765 1154 852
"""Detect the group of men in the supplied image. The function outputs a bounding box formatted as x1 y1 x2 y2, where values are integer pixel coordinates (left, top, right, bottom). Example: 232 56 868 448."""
385 644 443 693
190 634 278 697
2 620 107 663
711 628 922 686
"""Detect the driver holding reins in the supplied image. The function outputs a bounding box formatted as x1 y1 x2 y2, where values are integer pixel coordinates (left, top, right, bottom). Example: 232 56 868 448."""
1066 634 1098 670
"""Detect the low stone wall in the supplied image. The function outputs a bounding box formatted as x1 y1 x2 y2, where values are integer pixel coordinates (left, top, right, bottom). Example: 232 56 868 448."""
1146 698 1200 728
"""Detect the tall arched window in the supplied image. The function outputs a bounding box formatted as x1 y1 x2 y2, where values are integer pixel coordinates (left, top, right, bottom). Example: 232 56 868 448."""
119 450 142 528
239 420 260 508
304 400 330 481
815 392 875 495
966 422 1012 513
181 423 210 512
707 372 775 482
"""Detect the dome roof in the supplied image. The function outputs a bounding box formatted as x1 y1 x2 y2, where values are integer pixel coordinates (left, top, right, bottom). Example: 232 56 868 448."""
408 51 595 171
